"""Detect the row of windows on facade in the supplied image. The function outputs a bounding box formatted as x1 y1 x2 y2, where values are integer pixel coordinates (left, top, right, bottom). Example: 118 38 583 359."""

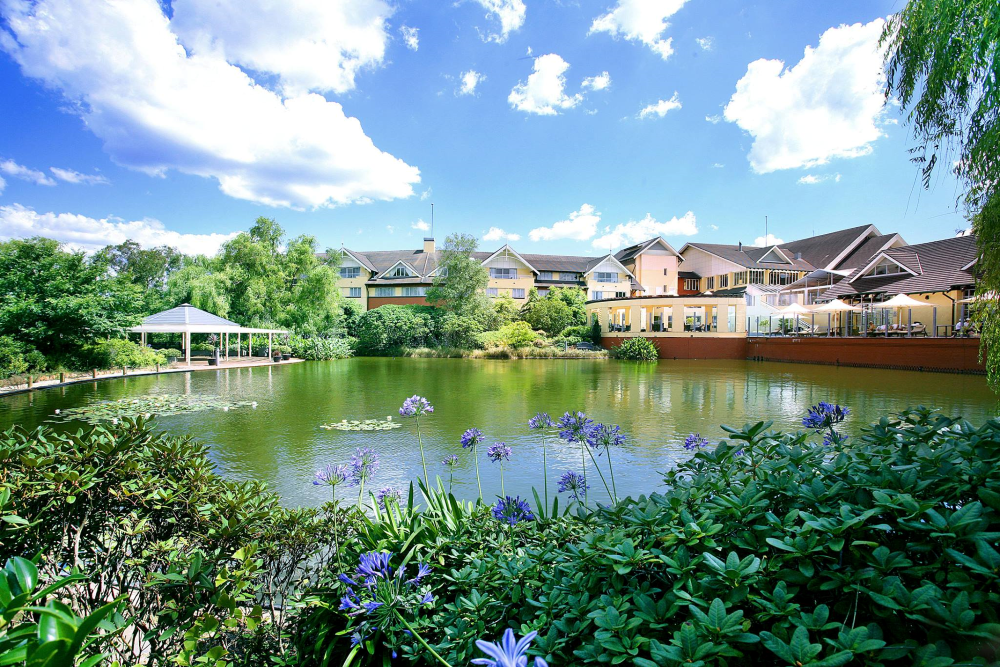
341 265 614 283
701 269 803 291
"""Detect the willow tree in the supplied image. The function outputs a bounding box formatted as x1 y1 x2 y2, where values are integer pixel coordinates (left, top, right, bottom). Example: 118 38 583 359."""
882 0 1000 389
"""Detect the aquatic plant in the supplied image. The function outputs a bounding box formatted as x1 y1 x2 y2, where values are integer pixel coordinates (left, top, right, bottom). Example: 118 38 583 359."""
399 395 434 489
472 628 548 667
528 412 556 511
461 427 485 500
320 418 401 431
50 393 254 424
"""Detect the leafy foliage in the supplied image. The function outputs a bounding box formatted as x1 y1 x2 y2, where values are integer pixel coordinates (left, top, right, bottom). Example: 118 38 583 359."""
85 338 166 369
289 335 354 360
426 233 490 320
609 336 658 361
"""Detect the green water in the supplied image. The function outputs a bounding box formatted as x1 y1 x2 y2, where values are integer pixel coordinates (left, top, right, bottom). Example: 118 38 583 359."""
1 359 996 506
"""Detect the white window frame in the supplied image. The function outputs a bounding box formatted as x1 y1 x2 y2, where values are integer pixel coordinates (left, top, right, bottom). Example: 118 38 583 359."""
596 271 618 283
748 269 765 284
512 288 526 299
615 291 627 299
866 260 907 277
373 287 394 297
391 266 411 278
706 276 715 290
489 267 517 280
592 291 604 300
340 266 361 279
402 287 426 297
347 287 362 298
718 274 730 288
684 278 700 291
538 271 553 280
486 287 499 297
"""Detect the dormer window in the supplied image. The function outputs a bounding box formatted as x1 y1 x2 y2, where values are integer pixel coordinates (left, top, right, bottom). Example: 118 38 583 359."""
866 259 906 277
390 265 412 277
759 247 789 263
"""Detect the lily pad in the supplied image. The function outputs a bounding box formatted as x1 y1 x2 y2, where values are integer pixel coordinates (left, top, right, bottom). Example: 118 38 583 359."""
50 393 257 424
320 418 401 432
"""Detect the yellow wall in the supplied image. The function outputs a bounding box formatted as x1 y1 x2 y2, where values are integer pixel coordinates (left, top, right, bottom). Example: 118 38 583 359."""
484 252 535 301
338 265 371 311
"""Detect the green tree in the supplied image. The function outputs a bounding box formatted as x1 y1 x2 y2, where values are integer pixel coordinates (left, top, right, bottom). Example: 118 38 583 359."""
0 238 142 361
354 305 421 354
426 233 490 318
521 297 573 335
166 261 231 318
882 2 999 389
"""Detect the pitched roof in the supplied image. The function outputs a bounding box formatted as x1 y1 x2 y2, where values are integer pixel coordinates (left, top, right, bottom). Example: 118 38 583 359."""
820 235 978 299
142 303 239 328
683 243 816 270
778 224 876 269
614 237 681 263
832 233 903 271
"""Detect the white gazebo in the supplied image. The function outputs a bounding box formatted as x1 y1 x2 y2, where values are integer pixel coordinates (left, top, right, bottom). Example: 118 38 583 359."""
130 303 287 365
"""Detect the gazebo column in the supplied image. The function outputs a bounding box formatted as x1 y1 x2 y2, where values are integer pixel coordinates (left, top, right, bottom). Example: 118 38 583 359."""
248 334 253 358
225 332 229 361
268 332 272 358
185 331 191 366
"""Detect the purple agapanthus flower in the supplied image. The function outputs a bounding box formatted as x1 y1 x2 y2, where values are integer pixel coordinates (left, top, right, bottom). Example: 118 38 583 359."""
349 447 379 486
399 395 434 417
558 411 595 443
528 412 556 430
409 563 431 585
684 433 710 451
802 402 850 430
487 442 512 462
313 463 350 486
557 470 589 501
375 486 403 511
823 431 849 447
588 423 626 450
420 591 434 605
472 628 548 667
357 551 393 580
443 454 459 467
492 496 535 525
461 427 484 448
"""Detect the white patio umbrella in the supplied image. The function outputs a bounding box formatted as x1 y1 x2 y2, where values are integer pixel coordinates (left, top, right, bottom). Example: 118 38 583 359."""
873 293 928 336
814 299 859 336
779 302 812 334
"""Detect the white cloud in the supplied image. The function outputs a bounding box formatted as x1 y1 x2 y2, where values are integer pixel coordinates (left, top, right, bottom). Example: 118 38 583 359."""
705 114 722 124
0 159 56 186
400 25 419 51
459 70 485 96
638 92 681 119
473 0 526 43
420 188 432 201
589 0 688 60
798 173 841 185
0 203 238 254
723 18 888 173
753 234 785 246
386 225 395 233
696 36 713 51
483 226 521 242
581 71 611 91
49 167 110 185
509 54 583 115
0 176 5 194
711 163 724 168
710 224 719 230
411 219 430 231
170 0 393 96
529 204 601 241
0 0 419 209
591 211 698 249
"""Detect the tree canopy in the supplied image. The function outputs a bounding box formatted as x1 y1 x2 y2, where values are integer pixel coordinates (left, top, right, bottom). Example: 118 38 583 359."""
426 233 490 319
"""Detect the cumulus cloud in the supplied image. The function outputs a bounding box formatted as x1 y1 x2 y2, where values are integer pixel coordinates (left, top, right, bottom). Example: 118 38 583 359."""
705 114 722 124
0 203 238 254
473 0 526 43
638 93 682 119
420 188 432 200
581 71 611 91
483 226 521 242
399 25 419 51
0 0 419 209
798 173 841 185
723 18 888 173
591 211 698 249
50 167 110 185
509 54 583 115
711 163 724 168
589 0 689 60
0 176 5 194
753 234 785 246
169 0 393 96
0 159 56 186
411 219 430 231
458 70 485 96
696 36 713 51
529 204 601 241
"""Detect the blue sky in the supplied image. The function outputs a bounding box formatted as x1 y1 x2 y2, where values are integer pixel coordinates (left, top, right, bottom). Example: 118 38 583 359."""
0 0 968 256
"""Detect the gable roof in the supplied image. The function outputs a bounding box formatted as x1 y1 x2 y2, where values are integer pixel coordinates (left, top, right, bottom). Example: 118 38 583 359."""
614 236 681 263
583 254 637 281
832 233 905 271
821 235 978 299
479 244 540 274
680 243 816 271
779 224 879 269
142 303 239 328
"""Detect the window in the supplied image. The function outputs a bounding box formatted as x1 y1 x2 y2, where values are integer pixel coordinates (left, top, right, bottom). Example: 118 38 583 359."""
706 276 715 290
390 265 412 278
615 291 627 299
512 288 526 299
373 287 394 297
717 274 730 288
346 287 362 298
663 268 669 276
486 287 499 297
748 269 765 284
767 270 798 285
866 259 906 277
596 271 618 283
539 271 553 280
734 271 748 285
402 287 426 297
684 278 700 291
592 291 604 300
340 266 360 279
538 288 550 297
490 267 517 279
436 267 448 278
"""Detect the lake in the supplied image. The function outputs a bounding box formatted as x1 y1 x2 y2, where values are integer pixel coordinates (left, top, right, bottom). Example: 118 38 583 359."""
1 358 996 507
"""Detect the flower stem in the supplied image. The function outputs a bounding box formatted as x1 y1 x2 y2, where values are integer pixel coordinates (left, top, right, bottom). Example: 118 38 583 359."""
474 444 483 502
541 435 549 512
394 611 452 667
606 446 618 504
580 439 588 503
357 478 366 508
416 416 429 490
584 444 612 500
499 461 505 498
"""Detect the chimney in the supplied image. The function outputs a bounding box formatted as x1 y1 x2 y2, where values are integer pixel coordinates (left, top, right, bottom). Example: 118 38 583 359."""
738 241 743 251
795 252 803 260
423 237 435 254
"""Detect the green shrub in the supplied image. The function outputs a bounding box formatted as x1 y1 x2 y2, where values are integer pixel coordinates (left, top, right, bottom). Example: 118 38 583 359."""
0 335 30 378
290 335 354 360
159 347 183 358
559 324 591 339
191 341 216 352
497 320 538 348
610 336 658 361
86 338 166 369
440 313 484 349
355 305 422 354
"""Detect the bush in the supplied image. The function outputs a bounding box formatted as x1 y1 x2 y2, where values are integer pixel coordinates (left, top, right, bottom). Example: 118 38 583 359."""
521 296 573 336
559 324 591 339
290 335 354 360
497 321 538 348
441 313 484 349
355 305 422 354
610 336 658 361
86 338 166 369
191 341 216 352
0 335 29 378
159 347 183 358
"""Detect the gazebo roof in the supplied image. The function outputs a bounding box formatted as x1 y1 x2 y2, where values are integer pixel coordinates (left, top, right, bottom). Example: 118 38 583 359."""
130 304 286 334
